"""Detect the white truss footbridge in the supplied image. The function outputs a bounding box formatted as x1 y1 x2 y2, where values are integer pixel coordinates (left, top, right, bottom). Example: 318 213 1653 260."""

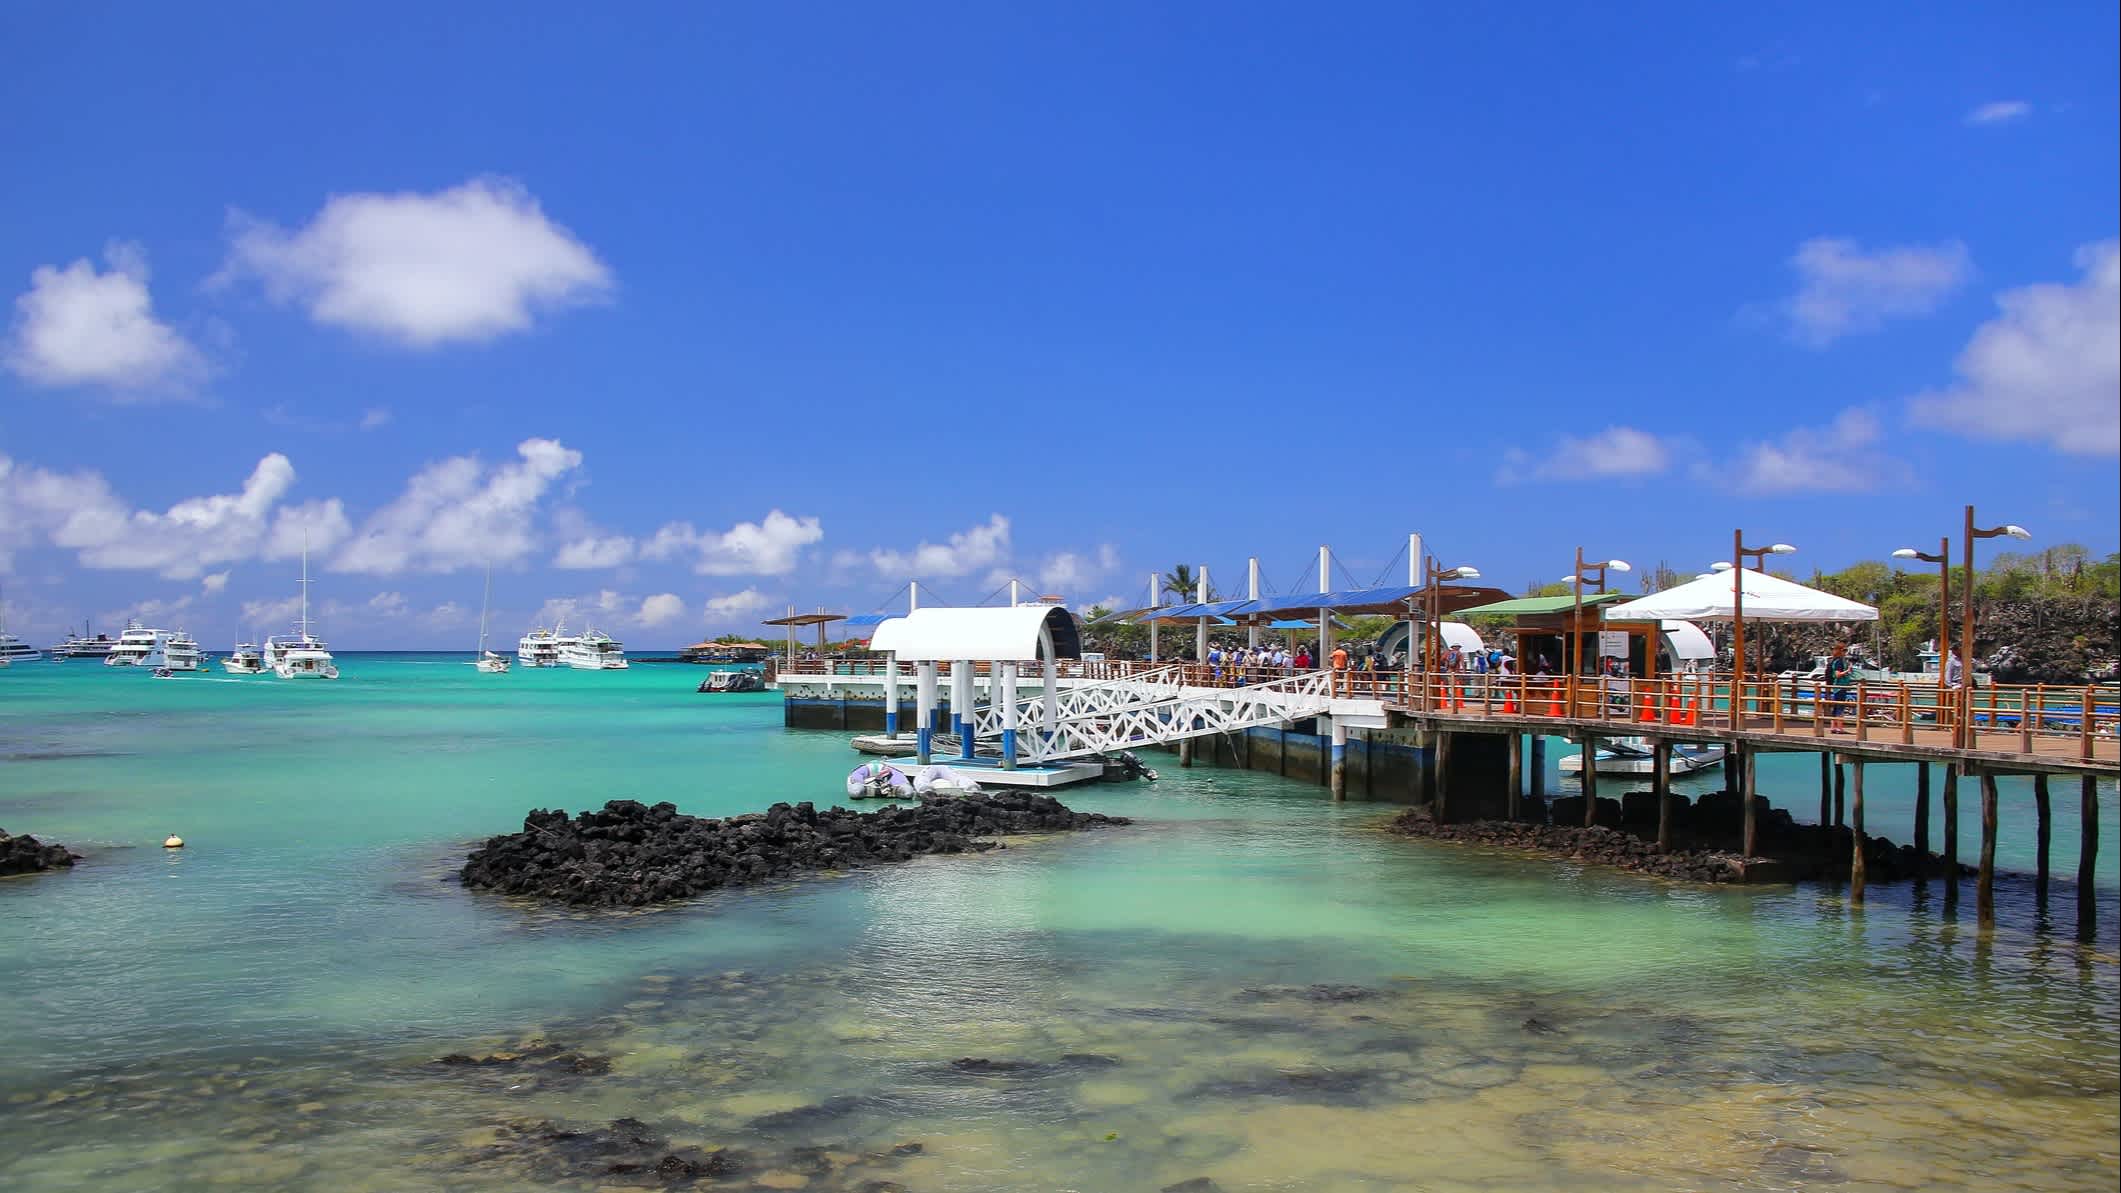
968 667 1338 764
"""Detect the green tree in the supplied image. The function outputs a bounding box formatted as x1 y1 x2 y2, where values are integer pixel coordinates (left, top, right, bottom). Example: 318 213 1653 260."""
1162 564 1200 603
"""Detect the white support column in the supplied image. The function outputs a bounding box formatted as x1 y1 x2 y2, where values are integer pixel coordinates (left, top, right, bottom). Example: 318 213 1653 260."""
882 651 900 738
915 660 938 764
1040 626 1060 744
1000 661 1020 769
909 582 920 612
1147 572 1160 663
1195 564 1210 666
1009 579 1021 607
1317 545 1333 665
1406 532 1423 670
1247 557 1261 650
951 659 973 757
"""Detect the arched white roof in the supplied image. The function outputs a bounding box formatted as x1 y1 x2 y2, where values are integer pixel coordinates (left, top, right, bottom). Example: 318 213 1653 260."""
1659 620 1714 661
869 606 1082 662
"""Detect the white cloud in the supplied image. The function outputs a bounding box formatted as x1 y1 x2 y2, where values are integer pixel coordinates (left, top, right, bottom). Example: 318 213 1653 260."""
641 510 823 576
1718 407 1907 493
264 499 353 560
421 602 467 629
1036 547 1119 594
4 241 205 393
359 407 393 431
1497 426 1673 484
217 177 613 348
367 591 408 617
1966 101 2031 127
239 594 301 630
553 534 636 569
635 593 685 627
869 514 1010 578
11 452 307 580
701 588 774 621
200 572 229 595
333 437 581 574
102 594 194 628
1909 240 2118 456
1780 237 1972 346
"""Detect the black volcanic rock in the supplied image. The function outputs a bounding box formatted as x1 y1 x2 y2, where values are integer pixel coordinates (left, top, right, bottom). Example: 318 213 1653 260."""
461 794 1130 907
0 827 79 877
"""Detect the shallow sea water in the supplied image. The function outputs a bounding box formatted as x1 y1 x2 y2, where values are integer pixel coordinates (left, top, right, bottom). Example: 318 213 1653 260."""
2 656 2116 1191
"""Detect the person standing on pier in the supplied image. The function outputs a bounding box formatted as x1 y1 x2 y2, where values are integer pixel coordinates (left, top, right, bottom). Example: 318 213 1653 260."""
1826 643 1856 734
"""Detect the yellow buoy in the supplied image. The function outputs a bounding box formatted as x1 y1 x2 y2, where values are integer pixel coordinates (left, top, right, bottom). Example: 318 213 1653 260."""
163 835 185 849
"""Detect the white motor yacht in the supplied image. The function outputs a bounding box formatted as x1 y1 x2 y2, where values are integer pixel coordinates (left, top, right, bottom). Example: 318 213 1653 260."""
263 543 338 679
222 639 267 675
146 631 207 673
559 627 628 670
1561 736 1726 777
104 623 163 667
518 620 565 668
473 565 510 673
1 586 42 666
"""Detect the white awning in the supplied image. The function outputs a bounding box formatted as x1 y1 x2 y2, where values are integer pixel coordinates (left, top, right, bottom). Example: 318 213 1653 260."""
868 606 1082 662
1660 620 1715 661
1438 622 1484 653
1605 569 1878 623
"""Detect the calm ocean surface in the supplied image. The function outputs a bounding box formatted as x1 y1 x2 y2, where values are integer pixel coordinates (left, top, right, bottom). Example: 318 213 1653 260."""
2 654 2116 1191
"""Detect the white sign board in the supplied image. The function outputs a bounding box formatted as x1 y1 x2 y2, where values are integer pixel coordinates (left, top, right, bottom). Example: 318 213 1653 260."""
1598 629 1630 658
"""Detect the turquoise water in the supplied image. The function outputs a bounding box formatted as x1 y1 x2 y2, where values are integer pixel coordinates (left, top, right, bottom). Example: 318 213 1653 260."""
2 655 2116 1192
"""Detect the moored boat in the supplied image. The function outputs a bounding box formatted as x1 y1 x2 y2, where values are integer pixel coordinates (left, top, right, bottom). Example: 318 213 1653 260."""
559 627 627 670
104 624 163 667
1561 736 1726 777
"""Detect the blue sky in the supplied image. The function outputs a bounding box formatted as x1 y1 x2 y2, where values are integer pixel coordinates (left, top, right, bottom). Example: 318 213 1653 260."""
3 3 2115 648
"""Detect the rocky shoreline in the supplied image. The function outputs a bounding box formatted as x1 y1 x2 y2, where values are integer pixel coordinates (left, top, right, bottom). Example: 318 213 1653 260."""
0 827 78 877
461 793 1131 908
1385 791 1969 885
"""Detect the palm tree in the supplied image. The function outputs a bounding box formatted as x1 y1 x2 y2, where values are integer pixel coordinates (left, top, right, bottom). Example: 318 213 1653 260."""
1162 564 1199 604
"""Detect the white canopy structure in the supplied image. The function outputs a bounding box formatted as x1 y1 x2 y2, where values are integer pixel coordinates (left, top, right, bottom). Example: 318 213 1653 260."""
1660 620 1715 662
869 606 1082 662
1604 569 1878 623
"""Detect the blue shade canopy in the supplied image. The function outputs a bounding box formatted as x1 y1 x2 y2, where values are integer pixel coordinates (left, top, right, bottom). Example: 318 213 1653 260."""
843 613 893 628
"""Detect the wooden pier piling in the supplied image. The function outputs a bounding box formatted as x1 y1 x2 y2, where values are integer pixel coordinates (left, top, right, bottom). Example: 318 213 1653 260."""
2081 776 2100 942
1833 761 1846 829
1435 731 1453 822
1978 770 1999 925
1654 739 1673 852
1818 753 1831 831
2033 774 2051 899
1850 759 1867 903
1505 732 1521 822
1943 766 1960 887
1915 763 1931 859
1741 746 1759 857
1581 734 1598 827
1529 735 1545 800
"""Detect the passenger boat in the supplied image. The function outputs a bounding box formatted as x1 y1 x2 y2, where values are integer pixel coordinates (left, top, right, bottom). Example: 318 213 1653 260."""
0 589 38 666
49 624 115 659
146 631 207 673
1560 736 1726 777
698 669 766 693
263 544 338 679
104 624 164 667
559 627 628 670
517 621 564 668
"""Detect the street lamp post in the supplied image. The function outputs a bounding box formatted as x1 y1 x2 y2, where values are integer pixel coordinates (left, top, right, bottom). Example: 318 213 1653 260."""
1958 506 2032 749
1720 532 1798 732
1890 539 1953 728
1420 555 1481 708
1560 549 1632 716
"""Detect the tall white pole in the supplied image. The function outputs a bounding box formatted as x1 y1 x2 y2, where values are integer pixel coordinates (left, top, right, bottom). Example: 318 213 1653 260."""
916 660 937 764
1009 579 1021 607
1317 544 1332 664
1195 564 1210 666
1407 532 1422 668
951 659 973 757
1040 625 1060 743
1247 556 1261 650
883 651 899 738
1147 571 1160 663
909 582 920 612
1000 661 1020 769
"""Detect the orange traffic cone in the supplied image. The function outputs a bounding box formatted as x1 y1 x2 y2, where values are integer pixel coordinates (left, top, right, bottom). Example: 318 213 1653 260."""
1547 686 1564 717
1503 690 1518 715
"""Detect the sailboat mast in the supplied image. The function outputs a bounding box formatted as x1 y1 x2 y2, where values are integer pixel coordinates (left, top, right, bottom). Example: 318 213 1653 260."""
479 565 492 653
299 535 312 639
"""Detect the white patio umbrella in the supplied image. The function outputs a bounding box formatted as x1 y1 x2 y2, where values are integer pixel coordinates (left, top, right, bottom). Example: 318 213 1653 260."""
1603 569 1878 623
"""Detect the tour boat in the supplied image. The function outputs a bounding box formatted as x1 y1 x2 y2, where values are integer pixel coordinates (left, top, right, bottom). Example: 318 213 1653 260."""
0 587 41 666
517 621 564 668
559 627 628 670
221 639 267 675
1560 736 1726 777
473 566 509 673
145 631 207 673
698 669 766 693
104 623 164 667
263 544 338 679
49 623 115 659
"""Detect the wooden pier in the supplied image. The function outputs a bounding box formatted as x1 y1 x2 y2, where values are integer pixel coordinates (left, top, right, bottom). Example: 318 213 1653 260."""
1379 669 2113 936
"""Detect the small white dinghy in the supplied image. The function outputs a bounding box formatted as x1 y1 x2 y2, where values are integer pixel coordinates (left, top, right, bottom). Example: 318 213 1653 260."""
911 765 984 797
847 762 914 801
1560 736 1726 777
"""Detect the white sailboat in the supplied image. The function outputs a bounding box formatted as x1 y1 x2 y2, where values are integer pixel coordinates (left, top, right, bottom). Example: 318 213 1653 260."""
474 566 510 673
263 541 338 680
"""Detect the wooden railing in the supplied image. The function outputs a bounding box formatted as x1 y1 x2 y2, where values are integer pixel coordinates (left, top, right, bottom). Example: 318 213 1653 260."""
1394 670 2117 760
